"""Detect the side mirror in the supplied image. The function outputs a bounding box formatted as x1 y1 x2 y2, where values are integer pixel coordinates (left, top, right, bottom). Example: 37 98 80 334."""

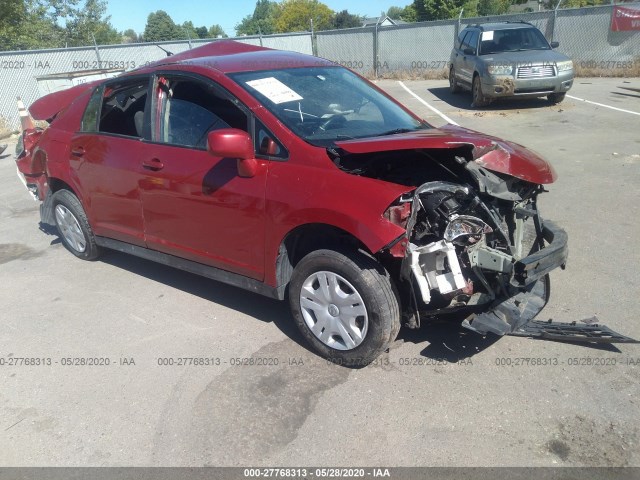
550 41 559 48
463 47 476 56
207 128 257 178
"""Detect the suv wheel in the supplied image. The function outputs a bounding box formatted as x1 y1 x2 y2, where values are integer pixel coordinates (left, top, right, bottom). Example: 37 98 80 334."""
449 67 461 94
52 190 101 260
547 92 566 104
289 248 400 366
472 75 491 108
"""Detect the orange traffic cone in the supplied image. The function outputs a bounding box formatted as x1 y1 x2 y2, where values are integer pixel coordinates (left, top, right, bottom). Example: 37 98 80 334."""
17 96 35 131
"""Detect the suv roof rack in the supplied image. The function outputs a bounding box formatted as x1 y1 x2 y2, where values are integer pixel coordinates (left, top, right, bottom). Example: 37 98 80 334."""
507 20 535 26
465 20 535 31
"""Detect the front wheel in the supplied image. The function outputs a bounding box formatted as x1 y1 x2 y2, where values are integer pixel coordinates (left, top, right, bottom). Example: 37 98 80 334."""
472 75 491 108
449 67 461 93
289 249 400 366
547 92 566 104
52 189 101 260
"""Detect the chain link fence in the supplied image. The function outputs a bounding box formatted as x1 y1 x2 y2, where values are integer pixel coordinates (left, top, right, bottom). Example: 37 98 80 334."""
0 33 312 131
1 4 638 131
318 3 639 79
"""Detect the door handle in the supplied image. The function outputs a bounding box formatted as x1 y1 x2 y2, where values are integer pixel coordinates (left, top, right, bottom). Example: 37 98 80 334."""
71 147 85 157
142 158 164 171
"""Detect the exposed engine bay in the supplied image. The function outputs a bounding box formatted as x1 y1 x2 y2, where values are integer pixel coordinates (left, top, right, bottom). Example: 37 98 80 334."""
331 144 569 336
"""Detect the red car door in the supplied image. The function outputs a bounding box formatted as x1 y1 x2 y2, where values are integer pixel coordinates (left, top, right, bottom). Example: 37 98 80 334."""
69 78 150 246
139 74 268 280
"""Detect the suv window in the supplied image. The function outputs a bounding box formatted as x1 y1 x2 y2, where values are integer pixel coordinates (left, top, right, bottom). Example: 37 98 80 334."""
98 79 149 138
462 30 479 53
155 75 248 149
455 29 468 50
480 27 550 55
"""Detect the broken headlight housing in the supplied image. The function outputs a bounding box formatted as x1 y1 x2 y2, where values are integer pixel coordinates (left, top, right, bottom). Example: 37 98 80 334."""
444 215 493 245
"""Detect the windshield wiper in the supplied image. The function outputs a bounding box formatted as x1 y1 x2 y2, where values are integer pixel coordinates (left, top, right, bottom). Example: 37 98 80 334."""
378 127 418 137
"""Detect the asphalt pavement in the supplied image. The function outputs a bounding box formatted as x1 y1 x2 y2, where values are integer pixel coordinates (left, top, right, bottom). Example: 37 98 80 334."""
0 78 639 467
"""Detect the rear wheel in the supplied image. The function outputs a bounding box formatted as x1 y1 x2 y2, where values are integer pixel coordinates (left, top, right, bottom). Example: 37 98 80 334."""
547 92 566 104
449 67 461 93
289 249 400 366
52 190 101 260
472 75 491 107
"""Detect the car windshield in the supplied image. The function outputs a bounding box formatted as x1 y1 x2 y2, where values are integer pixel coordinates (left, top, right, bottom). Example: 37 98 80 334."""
479 27 550 55
230 66 428 146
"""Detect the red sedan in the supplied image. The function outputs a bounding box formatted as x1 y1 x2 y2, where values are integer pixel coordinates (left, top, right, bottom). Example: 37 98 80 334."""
16 40 568 365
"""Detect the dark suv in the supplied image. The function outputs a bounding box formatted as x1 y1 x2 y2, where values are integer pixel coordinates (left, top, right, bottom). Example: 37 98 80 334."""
16 41 568 365
449 22 574 107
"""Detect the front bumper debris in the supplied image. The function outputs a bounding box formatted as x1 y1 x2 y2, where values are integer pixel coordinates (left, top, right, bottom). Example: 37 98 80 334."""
462 221 568 336
509 318 639 344
462 275 549 336
511 220 568 287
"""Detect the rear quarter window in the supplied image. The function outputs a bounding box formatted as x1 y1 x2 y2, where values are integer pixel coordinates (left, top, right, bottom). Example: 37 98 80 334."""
80 86 103 133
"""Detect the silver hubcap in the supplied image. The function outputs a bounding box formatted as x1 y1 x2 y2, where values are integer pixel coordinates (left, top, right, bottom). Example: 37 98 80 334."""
299 271 368 351
55 205 86 253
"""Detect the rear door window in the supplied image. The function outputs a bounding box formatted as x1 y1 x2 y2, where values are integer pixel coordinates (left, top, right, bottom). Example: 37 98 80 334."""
98 78 150 138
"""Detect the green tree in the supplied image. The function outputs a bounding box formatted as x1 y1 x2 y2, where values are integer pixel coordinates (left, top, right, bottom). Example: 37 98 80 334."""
208 24 227 38
122 28 139 43
275 0 334 32
143 10 180 42
399 4 418 21
180 20 200 39
0 0 27 49
386 4 419 21
542 0 605 8
1 0 125 50
412 0 471 20
65 0 121 46
333 10 362 29
1 0 82 50
195 25 208 38
236 0 278 35
386 6 404 18
477 0 511 15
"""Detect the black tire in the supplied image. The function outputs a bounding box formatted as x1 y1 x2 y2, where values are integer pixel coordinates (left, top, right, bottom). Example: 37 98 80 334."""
449 67 461 94
289 248 400 367
472 75 491 108
547 92 566 104
52 189 101 260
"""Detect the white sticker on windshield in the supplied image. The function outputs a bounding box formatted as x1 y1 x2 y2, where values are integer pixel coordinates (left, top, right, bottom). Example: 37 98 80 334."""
481 31 494 41
245 77 303 104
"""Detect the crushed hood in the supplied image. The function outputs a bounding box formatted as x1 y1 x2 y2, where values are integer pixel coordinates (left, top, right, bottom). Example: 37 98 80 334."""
335 124 557 184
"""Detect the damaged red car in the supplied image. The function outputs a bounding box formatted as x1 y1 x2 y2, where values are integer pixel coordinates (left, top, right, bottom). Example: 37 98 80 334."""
16 41 568 365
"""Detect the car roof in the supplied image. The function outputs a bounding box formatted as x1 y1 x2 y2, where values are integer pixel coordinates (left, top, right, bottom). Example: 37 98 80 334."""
140 40 335 74
463 22 537 32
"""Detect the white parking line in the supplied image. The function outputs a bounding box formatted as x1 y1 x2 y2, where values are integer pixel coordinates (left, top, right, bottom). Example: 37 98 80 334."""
567 94 640 116
397 81 459 126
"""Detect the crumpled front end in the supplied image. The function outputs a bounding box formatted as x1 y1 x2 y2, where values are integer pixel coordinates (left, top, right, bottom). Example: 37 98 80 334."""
392 164 568 336
333 127 569 335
